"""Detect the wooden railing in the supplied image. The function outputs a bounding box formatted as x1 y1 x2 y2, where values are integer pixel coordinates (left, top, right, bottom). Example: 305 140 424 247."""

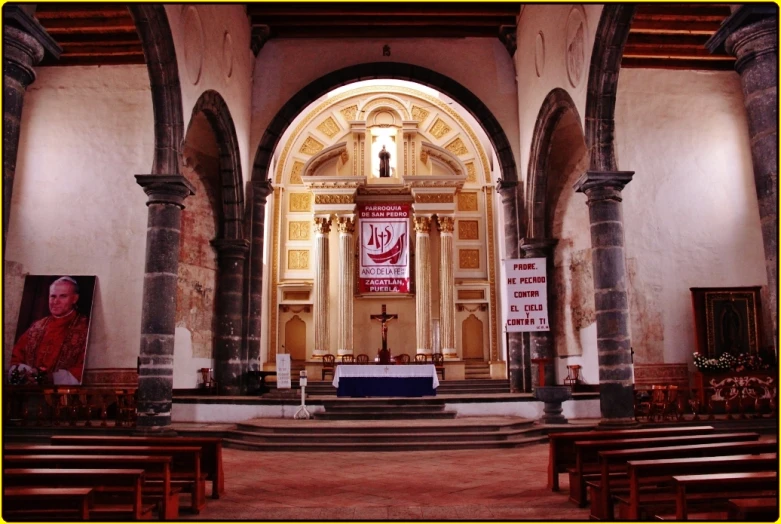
5 385 137 427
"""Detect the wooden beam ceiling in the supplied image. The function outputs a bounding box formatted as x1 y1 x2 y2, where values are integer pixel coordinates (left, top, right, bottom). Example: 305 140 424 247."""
247 2 519 39
623 4 735 71
34 3 143 66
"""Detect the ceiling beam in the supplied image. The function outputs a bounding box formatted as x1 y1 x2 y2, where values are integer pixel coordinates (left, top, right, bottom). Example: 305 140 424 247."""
250 15 516 27
626 33 712 47
622 57 735 71
41 55 146 67
260 26 503 39
629 19 724 34
247 3 520 16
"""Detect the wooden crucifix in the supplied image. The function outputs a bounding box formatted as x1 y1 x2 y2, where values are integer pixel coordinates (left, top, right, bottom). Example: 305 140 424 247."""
370 304 398 352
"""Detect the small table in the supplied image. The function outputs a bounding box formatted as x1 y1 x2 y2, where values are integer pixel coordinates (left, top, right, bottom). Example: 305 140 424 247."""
333 364 439 397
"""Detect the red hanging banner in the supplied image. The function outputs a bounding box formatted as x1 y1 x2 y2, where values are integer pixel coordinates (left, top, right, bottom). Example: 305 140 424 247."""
358 203 411 294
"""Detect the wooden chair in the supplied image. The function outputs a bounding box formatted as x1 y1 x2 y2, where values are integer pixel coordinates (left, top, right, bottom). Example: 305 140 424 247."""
340 355 355 364
432 353 445 380
322 354 336 380
356 354 369 364
395 353 410 364
414 354 428 364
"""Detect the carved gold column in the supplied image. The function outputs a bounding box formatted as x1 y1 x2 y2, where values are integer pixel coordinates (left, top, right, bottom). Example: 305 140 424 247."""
437 215 456 358
414 215 432 355
313 216 332 357
336 215 355 356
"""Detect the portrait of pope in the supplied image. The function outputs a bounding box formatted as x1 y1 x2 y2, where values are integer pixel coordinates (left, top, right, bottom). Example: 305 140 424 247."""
9 275 95 385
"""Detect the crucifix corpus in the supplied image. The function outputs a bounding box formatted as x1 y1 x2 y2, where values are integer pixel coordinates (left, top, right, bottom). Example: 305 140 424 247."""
370 304 398 353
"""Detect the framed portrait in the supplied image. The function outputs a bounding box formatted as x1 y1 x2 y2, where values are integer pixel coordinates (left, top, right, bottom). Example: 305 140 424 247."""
10 275 97 385
690 286 761 359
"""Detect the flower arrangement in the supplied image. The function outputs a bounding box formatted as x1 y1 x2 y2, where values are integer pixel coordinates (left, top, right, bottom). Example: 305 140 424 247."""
693 351 771 373
8 366 48 385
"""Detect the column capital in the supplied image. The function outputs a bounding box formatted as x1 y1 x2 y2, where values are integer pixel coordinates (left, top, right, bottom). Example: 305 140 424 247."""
135 175 196 208
520 237 558 258
495 178 519 195
413 215 431 233
725 16 778 73
313 215 332 234
251 179 273 199
336 215 355 234
436 215 455 233
706 5 777 53
211 238 250 259
574 171 634 202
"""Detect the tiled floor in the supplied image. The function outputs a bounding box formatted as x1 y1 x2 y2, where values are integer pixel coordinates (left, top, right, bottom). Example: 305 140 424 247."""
181 443 589 521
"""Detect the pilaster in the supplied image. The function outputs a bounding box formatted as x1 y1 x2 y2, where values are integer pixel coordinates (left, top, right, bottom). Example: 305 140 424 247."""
135 175 195 430
574 170 636 426
437 215 456 358
414 215 433 355
247 180 273 371
313 215 332 356
336 215 356 356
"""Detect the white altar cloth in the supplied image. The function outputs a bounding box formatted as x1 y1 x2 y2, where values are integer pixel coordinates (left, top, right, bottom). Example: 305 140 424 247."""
332 364 439 389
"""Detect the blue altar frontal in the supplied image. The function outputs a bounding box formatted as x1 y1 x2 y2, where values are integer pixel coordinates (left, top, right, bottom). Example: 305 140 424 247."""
332 364 440 397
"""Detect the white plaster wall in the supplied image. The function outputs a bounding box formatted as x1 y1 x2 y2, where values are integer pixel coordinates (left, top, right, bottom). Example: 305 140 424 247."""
5 65 153 372
165 4 254 183
616 69 766 367
251 37 519 179
515 4 603 182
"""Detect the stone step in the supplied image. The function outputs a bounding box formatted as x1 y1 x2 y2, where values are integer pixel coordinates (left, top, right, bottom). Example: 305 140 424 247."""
313 410 458 420
221 435 547 452
227 426 542 444
321 403 447 412
235 418 535 435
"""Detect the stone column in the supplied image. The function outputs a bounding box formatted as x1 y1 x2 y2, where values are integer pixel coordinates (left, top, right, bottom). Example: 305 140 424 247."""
496 179 526 392
521 237 559 389
336 215 355 356
211 238 249 395
723 13 778 349
414 215 432 355
574 171 635 426
246 180 273 372
313 216 332 357
135 175 195 431
3 9 61 252
437 216 456 358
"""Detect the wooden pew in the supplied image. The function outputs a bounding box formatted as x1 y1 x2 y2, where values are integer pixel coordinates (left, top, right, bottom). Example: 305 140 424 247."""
4 444 206 513
615 453 777 520
589 440 778 520
547 425 715 491
49 435 225 499
3 454 179 520
671 471 778 520
569 431 760 506
3 487 94 521
727 497 778 521
4 468 155 520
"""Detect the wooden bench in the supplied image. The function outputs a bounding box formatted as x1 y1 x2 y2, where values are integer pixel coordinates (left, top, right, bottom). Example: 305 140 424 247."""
727 496 778 520
569 431 760 507
50 435 224 499
615 453 778 520
671 471 778 520
547 425 715 491
4 454 179 520
3 468 155 520
3 487 94 520
5 444 206 513
589 440 778 520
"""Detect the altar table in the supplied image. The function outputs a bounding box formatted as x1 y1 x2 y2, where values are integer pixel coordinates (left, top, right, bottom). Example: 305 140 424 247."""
332 364 439 397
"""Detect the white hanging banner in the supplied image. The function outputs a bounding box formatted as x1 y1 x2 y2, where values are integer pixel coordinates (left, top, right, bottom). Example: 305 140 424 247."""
276 353 291 389
504 258 550 332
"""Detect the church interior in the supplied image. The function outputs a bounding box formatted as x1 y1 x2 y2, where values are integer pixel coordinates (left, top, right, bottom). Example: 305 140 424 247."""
2 2 779 521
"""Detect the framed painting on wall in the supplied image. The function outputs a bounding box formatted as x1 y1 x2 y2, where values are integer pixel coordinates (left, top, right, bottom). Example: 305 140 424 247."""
9 275 96 385
690 286 761 359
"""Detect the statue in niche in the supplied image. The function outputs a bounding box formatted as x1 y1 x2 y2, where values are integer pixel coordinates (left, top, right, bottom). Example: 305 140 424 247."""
378 145 391 177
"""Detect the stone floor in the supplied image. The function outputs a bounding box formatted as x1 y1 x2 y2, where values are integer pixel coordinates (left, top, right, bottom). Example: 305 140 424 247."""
181 442 589 521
